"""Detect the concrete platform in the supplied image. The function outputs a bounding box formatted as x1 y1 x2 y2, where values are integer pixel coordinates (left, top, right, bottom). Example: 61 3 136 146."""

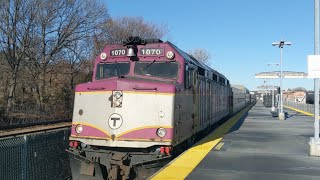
187 102 320 180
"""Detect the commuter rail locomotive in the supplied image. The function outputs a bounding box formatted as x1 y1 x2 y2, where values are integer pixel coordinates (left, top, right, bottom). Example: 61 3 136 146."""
67 36 253 180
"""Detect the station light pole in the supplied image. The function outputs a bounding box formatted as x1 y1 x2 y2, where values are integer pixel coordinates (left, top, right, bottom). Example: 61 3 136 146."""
309 0 320 156
272 41 291 120
314 0 320 140
267 63 280 112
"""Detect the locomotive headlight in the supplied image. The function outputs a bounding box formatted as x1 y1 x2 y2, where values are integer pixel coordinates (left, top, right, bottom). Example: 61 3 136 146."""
113 91 123 99
75 124 83 134
157 128 167 138
112 91 123 108
166 51 175 60
113 99 122 107
100 52 107 60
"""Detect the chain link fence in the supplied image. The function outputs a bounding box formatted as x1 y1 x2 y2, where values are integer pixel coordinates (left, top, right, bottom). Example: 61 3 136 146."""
284 101 317 114
0 128 71 180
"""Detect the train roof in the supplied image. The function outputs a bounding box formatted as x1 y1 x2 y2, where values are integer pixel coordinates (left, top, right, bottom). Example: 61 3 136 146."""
106 37 229 83
168 42 229 81
231 85 250 92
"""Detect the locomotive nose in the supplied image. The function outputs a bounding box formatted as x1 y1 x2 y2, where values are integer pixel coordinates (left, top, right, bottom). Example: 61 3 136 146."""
71 79 175 146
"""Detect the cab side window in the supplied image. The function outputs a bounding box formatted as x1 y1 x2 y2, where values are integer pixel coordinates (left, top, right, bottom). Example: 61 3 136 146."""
185 65 191 88
185 65 196 89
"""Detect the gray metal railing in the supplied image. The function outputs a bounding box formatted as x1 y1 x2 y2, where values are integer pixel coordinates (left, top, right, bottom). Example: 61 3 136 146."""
283 101 318 114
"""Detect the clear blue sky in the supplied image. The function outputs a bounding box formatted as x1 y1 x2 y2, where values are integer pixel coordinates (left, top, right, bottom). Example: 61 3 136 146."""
104 0 316 91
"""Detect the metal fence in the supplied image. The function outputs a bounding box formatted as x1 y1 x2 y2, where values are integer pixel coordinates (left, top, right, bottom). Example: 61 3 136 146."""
283 101 317 114
0 128 71 180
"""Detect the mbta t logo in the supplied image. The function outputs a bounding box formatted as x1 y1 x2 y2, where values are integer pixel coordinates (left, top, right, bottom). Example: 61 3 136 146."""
108 113 123 129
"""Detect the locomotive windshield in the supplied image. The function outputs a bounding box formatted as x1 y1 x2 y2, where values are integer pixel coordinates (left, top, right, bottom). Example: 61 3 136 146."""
134 61 179 79
96 62 130 80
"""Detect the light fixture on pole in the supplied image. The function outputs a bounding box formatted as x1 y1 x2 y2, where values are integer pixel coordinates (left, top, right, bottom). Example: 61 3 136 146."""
272 41 291 120
267 63 280 113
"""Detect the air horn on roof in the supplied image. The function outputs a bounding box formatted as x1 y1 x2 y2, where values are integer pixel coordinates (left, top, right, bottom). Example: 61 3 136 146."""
122 36 145 46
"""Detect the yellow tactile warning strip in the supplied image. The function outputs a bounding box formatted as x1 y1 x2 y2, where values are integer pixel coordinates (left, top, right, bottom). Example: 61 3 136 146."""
284 105 314 116
150 103 255 180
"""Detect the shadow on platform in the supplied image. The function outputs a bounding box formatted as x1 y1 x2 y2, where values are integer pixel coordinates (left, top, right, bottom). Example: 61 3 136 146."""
228 112 248 133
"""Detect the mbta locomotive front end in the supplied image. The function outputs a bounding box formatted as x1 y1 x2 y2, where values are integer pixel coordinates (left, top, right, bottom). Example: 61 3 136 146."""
67 37 185 179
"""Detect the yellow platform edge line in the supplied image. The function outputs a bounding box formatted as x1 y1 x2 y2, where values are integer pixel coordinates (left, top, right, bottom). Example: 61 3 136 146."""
150 103 255 180
283 105 314 117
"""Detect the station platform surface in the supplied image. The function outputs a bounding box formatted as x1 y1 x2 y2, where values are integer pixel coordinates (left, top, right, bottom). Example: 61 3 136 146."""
151 102 320 180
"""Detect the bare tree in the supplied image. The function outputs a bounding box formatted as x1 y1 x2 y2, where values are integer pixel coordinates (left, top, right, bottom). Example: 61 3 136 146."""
55 36 95 109
292 87 307 92
0 53 10 106
188 48 212 63
95 16 168 52
23 0 107 110
64 38 93 90
0 1 171 118
0 0 36 111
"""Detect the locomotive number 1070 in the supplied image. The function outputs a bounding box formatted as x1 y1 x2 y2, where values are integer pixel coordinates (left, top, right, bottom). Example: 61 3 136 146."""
140 48 163 56
110 49 126 56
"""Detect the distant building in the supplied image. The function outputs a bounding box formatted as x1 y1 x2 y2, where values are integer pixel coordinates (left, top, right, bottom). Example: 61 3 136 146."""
283 91 306 103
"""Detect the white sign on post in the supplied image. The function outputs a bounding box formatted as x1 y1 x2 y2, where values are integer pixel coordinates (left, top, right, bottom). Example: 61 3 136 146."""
308 55 320 78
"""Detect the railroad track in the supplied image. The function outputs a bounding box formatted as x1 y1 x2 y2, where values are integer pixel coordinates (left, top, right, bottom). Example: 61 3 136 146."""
0 121 71 138
0 118 71 130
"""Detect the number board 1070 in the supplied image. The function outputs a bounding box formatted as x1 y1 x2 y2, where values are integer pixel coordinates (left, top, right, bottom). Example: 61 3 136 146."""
140 48 164 56
110 49 127 56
